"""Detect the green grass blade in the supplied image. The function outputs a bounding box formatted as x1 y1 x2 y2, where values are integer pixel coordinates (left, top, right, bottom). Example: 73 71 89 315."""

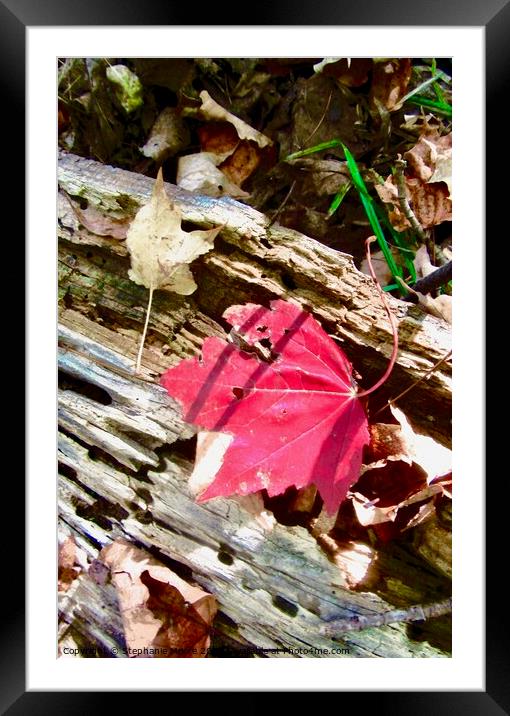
372 201 417 283
285 139 344 161
327 182 352 216
341 143 402 281
408 95 452 117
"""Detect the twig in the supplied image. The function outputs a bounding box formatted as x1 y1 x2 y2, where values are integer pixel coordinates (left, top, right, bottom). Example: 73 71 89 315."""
394 157 427 242
305 90 333 144
372 349 452 417
267 180 297 228
404 260 452 301
321 597 451 637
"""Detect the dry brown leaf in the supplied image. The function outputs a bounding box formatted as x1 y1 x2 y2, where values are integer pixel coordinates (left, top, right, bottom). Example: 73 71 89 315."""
126 167 223 295
388 406 451 483
220 141 262 187
370 58 412 111
58 534 87 592
404 132 452 186
428 150 452 194
401 113 442 136
99 540 216 658
415 291 452 324
376 131 452 233
63 193 132 240
313 58 373 87
199 90 273 148
375 174 451 230
198 121 239 155
413 244 436 278
140 107 190 162
350 406 451 530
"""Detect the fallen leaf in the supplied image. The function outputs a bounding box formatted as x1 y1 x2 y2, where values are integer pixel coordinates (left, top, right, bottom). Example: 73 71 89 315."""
126 167 223 295
58 533 87 592
105 64 143 113
220 141 262 187
190 430 276 531
313 58 373 87
198 90 273 148
375 174 452 230
428 150 452 194
375 131 452 232
100 540 216 658
370 58 412 111
176 152 250 198
404 132 452 187
413 244 437 278
350 406 451 530
161 299 369 515
63 192 132 240
140 107 190 162
198 121 239 155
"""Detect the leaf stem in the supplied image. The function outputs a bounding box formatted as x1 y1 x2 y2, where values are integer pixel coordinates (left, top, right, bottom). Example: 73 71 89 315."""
135 283 154 374
356 238 399 398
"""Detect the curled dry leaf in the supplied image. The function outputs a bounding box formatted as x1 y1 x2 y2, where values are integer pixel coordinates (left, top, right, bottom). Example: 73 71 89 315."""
413 244 437 279
404 132 452 191
140 107 190 162
99 540 216 658
177 152 250 198
376 174 452 230
376 131 452 231
126 167 223 296
198 90 273 149
351 406 451 530
220 140 262 188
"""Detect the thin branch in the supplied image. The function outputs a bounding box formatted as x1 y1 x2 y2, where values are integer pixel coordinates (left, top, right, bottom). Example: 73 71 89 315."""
373 349 452 417
321 597 451 637
267 180 297 228
394 157 427 242
405 260 452 300
305 90 333 144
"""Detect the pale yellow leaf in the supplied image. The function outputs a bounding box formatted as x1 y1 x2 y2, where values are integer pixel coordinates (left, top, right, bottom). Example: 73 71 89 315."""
126 168 223 296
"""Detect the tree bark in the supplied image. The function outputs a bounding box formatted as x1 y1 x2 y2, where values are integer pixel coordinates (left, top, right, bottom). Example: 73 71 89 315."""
58 151 452 658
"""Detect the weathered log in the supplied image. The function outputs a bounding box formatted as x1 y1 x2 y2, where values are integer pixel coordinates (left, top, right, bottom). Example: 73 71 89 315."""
58 151 451 658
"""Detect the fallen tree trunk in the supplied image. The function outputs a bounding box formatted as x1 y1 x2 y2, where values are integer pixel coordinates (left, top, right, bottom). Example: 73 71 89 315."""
58 151 452 658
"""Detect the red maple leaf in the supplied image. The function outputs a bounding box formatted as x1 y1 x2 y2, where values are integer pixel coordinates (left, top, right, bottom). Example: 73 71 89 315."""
161 299 369 514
